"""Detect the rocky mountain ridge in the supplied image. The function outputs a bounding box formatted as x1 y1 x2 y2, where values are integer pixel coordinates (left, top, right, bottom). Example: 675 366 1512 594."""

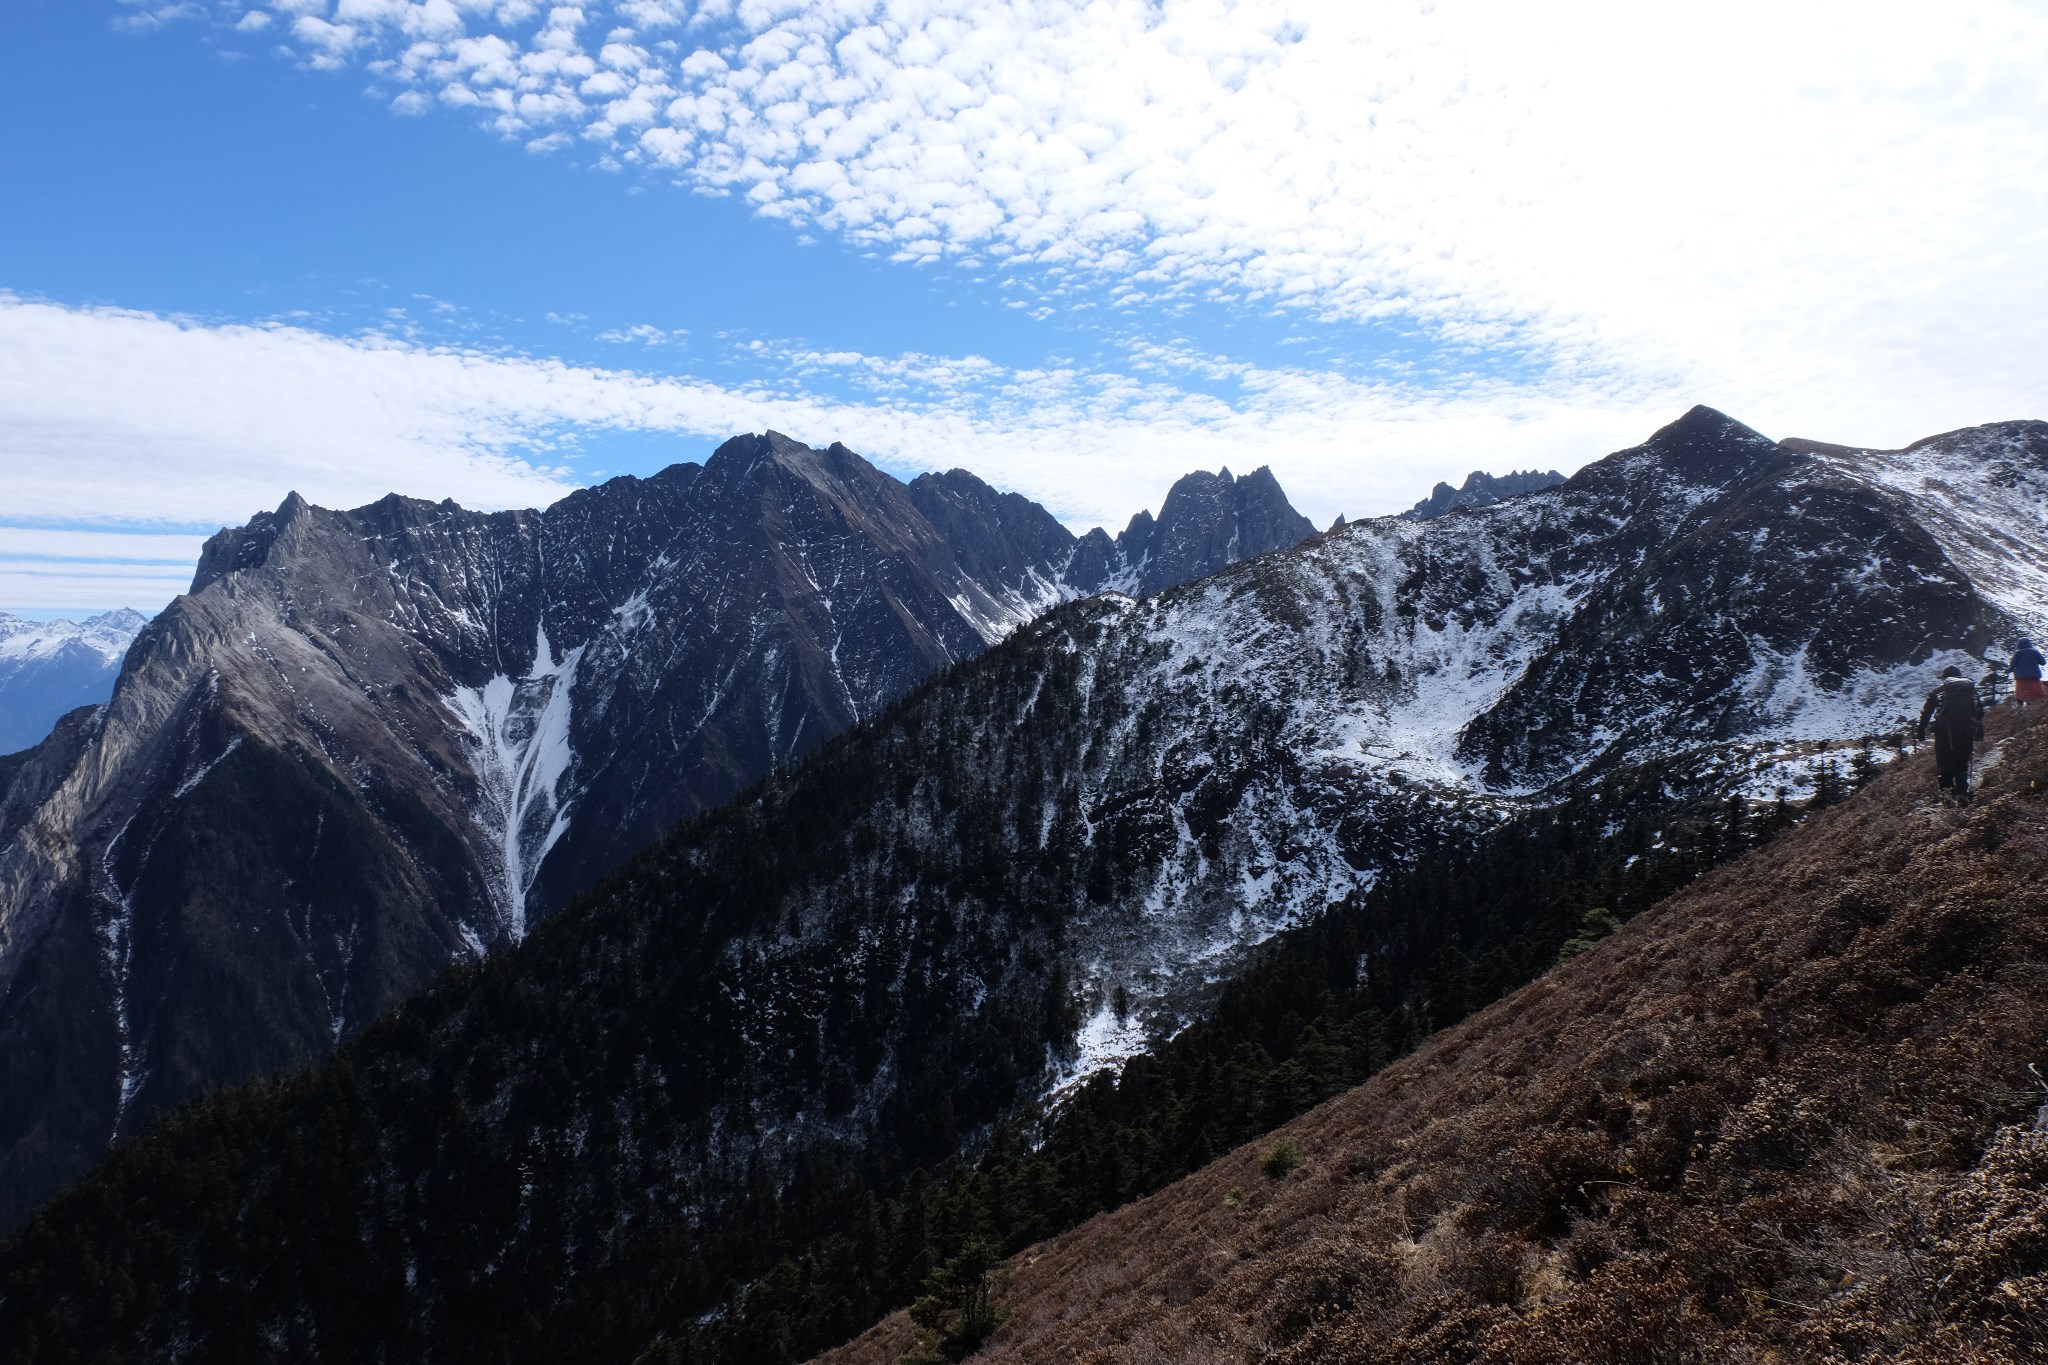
0 434 1312 1227
0 610 148 756
2 408 2045 1361
1402 466 1567 520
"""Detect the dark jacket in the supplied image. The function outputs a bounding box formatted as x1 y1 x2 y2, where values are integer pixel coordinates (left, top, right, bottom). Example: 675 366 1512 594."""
2013 644 2045 682
1919 678 1985 742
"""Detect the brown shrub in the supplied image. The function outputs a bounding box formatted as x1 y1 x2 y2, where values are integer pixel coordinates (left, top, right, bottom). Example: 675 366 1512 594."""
812 706 2048 1365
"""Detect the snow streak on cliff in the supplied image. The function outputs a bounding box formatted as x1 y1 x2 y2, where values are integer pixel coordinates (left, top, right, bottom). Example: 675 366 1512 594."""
446 624 585 941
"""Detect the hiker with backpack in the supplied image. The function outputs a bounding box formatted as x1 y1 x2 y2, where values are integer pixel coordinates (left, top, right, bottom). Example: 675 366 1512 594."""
1918 666 1987 805
2012 638 2045 705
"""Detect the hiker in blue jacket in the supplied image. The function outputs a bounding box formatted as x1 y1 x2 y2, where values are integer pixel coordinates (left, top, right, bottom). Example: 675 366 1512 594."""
2012 638 2045 705
1918 666 1986 805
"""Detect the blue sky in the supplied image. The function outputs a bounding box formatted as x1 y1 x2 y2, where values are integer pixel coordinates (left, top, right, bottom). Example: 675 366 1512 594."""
4 0 2046 610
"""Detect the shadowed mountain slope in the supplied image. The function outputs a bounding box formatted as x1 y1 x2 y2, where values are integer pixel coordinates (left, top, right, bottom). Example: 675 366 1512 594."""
0 433 1311 1230
819 704 2048 1365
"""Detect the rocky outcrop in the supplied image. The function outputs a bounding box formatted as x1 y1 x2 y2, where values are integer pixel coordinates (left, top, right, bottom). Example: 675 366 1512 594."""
1402 466 1566 520
1115 466 1317 595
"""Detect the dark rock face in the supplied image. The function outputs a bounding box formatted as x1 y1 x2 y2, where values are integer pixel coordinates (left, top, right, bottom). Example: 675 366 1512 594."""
2 408 2045 1365
1402 466 1567 520
0 612 147 756
0 433 1312 1228
1115 466 1317 595
906 462 1319 601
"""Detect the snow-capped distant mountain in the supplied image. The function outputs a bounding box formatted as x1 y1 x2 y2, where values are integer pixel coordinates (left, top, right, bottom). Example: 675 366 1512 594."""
0 432 1311 1228
0 610 148 754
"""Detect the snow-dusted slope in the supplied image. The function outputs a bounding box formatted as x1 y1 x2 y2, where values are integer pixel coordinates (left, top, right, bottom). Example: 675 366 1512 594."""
0 432 1310 1230
1790 421 2048 634
702 408 2015 1104
0 610 147 754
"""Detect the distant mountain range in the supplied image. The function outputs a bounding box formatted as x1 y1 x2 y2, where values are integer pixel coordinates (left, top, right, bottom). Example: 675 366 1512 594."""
0 434 1313 1227
1402 466 1567 520
0 611 147 755
4 408 2045 1364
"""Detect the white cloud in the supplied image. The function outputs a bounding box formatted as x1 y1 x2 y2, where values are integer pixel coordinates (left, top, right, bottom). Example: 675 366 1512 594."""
0 562 195 614
0 529 209 613
0 293 1683 613
0 529 209 564
215 0 2046 445
595 322 677 344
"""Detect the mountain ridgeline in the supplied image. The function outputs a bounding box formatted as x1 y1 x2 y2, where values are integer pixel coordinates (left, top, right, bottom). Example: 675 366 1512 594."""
0 435 1313 1229
1402 467 1567 520
3 408 2047 1363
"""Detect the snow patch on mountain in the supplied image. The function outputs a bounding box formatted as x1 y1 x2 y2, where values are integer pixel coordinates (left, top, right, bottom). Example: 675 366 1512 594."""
1803 423 2048 635
172 737 243 799
97 813 147 1139
1050 1001 1151 1103
447 623 586 940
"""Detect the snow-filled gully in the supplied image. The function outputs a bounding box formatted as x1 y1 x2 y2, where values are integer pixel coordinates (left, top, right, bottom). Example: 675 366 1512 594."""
447 623 585 941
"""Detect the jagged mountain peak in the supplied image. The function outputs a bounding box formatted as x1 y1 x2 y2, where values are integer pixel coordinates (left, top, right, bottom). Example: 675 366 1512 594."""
0 431 1320 1226
87 607 150 633
906 467 1078 593
1401 467 1567 521
1119 462 1316 595
705 429 862 480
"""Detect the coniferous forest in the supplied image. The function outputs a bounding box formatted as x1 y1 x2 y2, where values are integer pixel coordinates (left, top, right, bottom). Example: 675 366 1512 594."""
0 676 1851 1365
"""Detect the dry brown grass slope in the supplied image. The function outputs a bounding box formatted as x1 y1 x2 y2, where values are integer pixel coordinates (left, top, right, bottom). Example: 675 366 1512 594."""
818 704 2048 1365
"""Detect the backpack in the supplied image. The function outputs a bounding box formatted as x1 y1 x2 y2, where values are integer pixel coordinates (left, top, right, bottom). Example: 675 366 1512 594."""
1936 678 1982 738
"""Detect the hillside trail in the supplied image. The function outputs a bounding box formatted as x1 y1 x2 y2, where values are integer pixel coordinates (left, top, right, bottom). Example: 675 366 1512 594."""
818 702 2048 1365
